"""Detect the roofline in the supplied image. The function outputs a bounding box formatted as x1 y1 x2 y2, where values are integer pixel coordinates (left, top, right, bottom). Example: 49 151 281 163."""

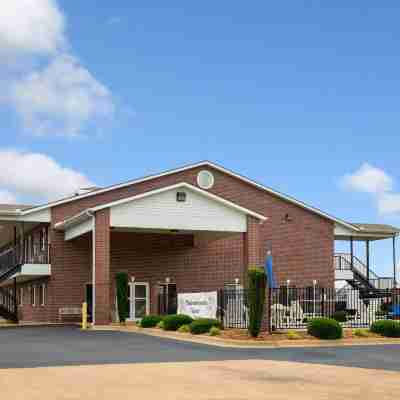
16 160 359 230
55 182 267 230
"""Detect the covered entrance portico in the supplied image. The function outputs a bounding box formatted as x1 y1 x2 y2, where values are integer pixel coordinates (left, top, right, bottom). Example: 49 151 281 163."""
55 183 267 325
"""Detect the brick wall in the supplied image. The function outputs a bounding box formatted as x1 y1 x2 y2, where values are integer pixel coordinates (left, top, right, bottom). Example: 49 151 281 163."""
21 164 334 323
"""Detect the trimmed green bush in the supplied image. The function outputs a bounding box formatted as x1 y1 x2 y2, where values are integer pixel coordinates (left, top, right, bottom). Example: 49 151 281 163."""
115 272 129 323
370 320 393 335
307 318 343 340
371 320 400 337
247 266 266 338
162 314 193 331
140 315 163 328
209 326 221 336
189 318 221 335
178 324 190 333
332 310 347 323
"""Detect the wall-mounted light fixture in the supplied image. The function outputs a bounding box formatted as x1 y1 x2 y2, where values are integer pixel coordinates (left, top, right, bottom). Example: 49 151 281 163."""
234 278 240 285
131 276 135 282
176 191 187 202
165 277 171 284
283 213 293 223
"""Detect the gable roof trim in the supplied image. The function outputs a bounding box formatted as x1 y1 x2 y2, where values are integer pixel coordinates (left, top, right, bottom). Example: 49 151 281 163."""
19 161 359 230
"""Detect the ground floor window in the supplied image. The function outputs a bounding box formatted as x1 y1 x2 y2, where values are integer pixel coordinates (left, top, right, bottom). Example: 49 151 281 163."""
19 287 24 306
30 285 36 307
158 283 177 315
39 284 46 306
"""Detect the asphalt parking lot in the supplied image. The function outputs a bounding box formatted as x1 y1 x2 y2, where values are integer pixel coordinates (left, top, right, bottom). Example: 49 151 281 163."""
0 325 400 371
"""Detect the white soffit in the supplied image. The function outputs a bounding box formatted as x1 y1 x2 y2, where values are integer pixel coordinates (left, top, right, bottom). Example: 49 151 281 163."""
65 218 93 241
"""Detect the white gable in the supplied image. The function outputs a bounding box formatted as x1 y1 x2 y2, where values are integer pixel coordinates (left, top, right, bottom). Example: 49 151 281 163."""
110 186 248 232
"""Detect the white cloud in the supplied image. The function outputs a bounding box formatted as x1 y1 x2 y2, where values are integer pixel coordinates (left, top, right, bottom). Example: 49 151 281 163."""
378 193 400 215
0 149 94 202
0 0 65 57
9 54 114 136
0 0 117 137
341 163 393 194
0 190 17 204
341 163 400 216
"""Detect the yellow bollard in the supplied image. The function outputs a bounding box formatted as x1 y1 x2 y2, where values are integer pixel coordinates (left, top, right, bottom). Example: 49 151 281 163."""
82 302 88 330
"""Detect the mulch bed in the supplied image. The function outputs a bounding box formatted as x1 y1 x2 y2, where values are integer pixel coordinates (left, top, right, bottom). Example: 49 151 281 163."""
218 328 382 342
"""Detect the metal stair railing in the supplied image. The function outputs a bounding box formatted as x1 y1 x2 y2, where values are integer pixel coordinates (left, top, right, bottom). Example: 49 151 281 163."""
335 253 394 289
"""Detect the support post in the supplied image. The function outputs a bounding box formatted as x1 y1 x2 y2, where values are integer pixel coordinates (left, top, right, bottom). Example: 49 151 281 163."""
13 277 17 315
393 235 397 289
366 240 370 283
13 226 17 266
350 237 354 270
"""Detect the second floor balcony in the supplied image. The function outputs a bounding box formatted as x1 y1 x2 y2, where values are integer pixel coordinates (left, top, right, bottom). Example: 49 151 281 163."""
0 239 50 278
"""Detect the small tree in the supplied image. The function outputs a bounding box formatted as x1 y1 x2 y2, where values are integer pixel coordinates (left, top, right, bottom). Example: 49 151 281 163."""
247 266 266 337
116 272 129 323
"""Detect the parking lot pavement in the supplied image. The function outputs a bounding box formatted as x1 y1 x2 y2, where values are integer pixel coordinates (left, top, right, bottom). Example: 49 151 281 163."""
0 326 400 371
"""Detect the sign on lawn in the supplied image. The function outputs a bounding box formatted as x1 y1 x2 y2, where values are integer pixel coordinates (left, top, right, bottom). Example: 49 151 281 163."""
177 291 218 319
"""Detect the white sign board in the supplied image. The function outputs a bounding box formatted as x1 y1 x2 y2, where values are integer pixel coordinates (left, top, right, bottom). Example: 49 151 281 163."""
177 291 218 319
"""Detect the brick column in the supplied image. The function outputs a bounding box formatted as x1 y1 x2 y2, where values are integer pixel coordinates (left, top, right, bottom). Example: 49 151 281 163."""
94 209 111 325
244 216 263 268
244 215 270 332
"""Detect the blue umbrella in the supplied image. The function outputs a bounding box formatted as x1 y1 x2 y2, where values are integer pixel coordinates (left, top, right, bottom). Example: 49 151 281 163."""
265 250 277 288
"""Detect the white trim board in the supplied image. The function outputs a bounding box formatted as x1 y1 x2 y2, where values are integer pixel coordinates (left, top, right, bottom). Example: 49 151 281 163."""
9 161 359 231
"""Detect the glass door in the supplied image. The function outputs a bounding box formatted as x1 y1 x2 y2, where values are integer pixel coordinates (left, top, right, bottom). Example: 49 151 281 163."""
130 282 149 321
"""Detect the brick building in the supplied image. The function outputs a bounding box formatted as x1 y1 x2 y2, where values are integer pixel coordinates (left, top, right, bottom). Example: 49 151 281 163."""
0 161 398 325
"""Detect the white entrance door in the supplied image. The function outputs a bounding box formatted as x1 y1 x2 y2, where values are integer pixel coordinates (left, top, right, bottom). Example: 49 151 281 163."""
129 282 150 321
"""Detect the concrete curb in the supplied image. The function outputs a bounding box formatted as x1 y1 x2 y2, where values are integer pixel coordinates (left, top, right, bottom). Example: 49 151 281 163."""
91 325 400 349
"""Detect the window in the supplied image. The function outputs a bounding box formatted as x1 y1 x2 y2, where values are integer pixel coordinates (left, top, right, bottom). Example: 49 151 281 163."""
197 170 215 189
28 236 32 261
30 285 36 307
19 287 24 306
39 284 46 306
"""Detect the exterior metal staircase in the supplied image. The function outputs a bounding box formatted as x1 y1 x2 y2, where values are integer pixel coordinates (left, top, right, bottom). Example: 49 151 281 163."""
0 287 18 323
335 253 395 297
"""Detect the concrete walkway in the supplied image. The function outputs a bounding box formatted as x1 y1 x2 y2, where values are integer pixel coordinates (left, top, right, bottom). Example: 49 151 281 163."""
1 360 399 400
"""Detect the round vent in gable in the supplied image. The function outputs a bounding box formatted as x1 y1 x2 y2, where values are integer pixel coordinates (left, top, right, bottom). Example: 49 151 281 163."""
197 170 214 189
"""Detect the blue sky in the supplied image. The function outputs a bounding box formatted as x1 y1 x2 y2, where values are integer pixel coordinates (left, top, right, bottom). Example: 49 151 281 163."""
0 1 399 276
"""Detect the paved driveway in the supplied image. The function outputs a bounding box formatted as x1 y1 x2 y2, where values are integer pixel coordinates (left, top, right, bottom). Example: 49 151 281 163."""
0 326 400 371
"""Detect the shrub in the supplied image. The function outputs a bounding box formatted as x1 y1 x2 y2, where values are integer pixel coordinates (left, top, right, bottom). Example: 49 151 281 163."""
209 326 221 336
189 318 221 335
370 320 393 335
140 315 163 328
178 324 190 333
247 266 266 338
307 318 343 340
115 272 129 323
353 328 369 337
156 320 165 329
371 320 400 337
287 330 302 340
332 311 347 323
162 314 193 331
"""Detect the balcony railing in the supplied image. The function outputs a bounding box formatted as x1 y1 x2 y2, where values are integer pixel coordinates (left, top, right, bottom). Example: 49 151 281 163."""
0 240 50 277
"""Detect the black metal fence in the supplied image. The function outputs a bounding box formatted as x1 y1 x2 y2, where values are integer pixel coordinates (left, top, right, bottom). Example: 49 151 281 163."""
217 286 400 330
218 288 249 329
